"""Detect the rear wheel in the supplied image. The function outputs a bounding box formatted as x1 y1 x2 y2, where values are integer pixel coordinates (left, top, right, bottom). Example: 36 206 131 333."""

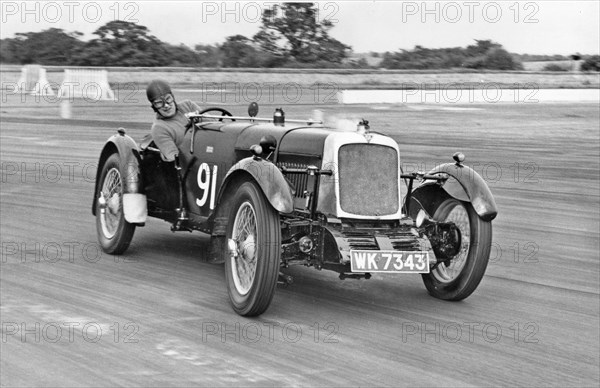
95 153 135 254
224 181 280 316
422 198 491 300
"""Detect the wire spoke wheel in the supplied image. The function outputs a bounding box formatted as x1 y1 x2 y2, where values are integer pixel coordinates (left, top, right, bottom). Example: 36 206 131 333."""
432 201 470 283
99 168 123 239
95 153 135 255
224 181 281 316
231 202 258 296
421 198 492 301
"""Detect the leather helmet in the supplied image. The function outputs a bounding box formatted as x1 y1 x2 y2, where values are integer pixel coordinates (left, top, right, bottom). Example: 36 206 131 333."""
146 79 172 102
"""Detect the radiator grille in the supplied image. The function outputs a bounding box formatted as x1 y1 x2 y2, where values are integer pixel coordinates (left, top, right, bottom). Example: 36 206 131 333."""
338 144 399 216
278 162 309 198
344 229 422 251
387 230 424 250
345 231 379 250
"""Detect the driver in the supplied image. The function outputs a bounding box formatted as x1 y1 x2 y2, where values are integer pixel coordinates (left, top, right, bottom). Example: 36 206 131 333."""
146 79 201 230
147 79 201 162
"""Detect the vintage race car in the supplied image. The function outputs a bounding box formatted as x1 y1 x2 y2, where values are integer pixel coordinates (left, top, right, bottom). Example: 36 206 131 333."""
92 104 498 316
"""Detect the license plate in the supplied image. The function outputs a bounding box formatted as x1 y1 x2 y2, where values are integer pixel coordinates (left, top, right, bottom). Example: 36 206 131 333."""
350 250 430 273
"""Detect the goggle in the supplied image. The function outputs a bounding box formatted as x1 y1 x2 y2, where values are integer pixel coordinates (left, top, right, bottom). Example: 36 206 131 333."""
152 94 174 109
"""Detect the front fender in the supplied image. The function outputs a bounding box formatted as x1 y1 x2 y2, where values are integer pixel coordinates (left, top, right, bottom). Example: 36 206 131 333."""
219 157 294 214
92 132 145 222
417 163 498 221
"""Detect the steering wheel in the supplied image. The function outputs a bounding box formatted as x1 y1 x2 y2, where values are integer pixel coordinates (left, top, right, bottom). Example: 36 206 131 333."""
198 107 234 122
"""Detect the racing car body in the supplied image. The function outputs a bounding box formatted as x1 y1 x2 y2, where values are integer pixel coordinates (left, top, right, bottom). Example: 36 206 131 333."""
93 105 497 316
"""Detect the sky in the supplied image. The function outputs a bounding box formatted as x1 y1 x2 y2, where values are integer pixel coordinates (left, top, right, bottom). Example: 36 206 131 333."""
1 1 599 55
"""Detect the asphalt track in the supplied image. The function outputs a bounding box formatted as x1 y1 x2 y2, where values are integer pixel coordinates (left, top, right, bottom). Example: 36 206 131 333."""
1 97 599 387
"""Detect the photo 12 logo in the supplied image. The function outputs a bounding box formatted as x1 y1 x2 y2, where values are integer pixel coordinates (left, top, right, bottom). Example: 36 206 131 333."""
201 321 340 344
2 80 139 105
489 241 540 264
1 1 139 24
2 321 139 343
200 2 339 24
197 82 339 104
399 83 540 104
1 240 138 264
401 160 541 185
1 161 97 184
400 1 540 24
401 321 540 344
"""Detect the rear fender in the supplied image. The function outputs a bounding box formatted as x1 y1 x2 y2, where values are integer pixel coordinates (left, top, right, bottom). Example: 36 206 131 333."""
92 133 147 223
410 163 498 221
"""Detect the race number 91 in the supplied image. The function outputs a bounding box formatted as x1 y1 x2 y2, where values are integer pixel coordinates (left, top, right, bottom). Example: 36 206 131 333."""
196 163 218 209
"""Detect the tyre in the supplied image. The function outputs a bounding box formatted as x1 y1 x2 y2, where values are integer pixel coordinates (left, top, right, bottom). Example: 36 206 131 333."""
224 181 281 316
422 198 492 301
95 153 136 254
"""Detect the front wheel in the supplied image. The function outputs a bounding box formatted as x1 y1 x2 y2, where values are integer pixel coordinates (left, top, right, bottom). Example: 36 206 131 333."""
95 153 136 254
224 181 281 316
422 198 492 301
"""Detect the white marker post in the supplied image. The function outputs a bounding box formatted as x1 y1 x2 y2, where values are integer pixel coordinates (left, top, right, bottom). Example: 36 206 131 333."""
60 100 72 119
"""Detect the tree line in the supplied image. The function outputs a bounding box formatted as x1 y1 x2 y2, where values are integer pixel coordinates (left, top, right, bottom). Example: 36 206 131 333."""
1 3 598 71
381 40 523 70
0 4 350 68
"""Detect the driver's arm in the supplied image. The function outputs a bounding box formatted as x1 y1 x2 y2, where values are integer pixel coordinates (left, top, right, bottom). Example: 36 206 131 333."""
151 122 179 162
181 100 202 115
